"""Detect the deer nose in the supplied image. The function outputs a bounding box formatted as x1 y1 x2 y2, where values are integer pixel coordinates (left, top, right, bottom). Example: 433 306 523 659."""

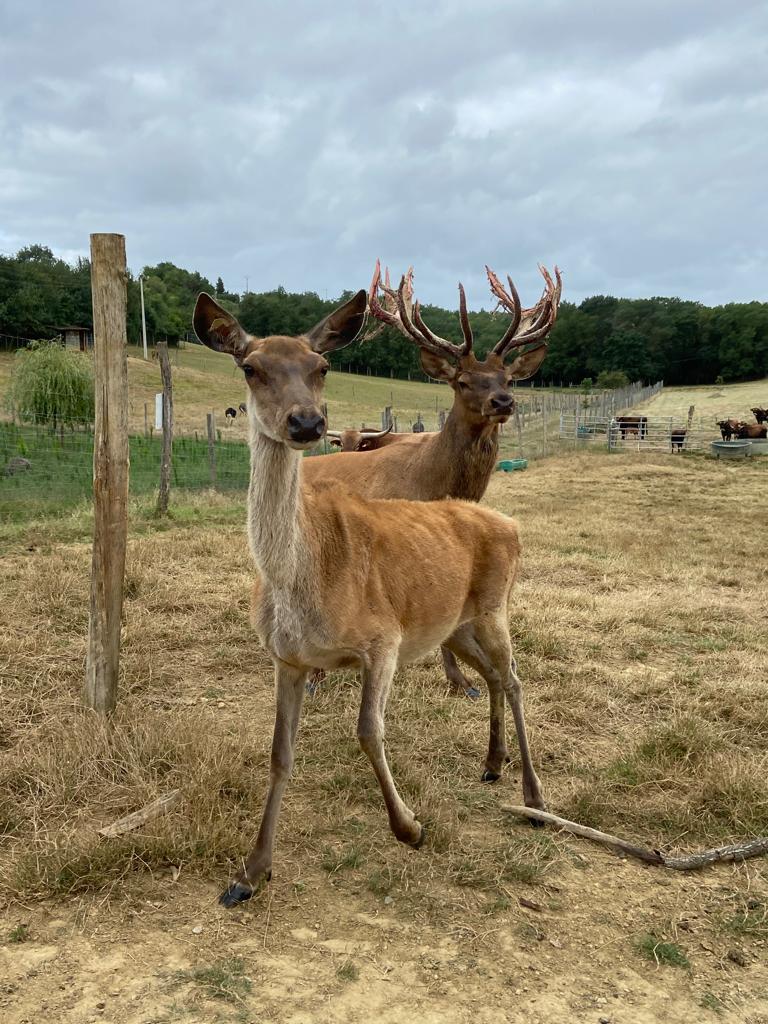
490 393 514 413
286 411 325 443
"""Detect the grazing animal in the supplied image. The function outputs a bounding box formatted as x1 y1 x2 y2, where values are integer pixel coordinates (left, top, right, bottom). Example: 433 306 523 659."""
224 407 238 421
326 424 409 452
751 407 768 425
303 261 561 699
716 419 740 441
736 422 768 439
239 402 247 415
193 290 546 908
3 456 31 477
670 427 687 451
614 415 648 440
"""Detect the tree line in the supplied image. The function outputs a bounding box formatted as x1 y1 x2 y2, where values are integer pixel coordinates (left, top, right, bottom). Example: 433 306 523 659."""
1 245 767 386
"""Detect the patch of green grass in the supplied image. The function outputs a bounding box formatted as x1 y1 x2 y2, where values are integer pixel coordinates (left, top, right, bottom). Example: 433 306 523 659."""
7 922 29 943
175 958 252 1004
635 933 690 968
336 962 360 982
322 845 364 874
700 992 725 1016
721 899 768 940
501 833 558 885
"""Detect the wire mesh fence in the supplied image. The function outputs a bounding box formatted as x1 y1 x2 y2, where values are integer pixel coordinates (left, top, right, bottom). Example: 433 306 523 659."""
558 412 716 452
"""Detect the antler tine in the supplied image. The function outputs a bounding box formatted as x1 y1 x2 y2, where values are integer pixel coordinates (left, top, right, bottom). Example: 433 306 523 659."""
457 283 473 354
491 264 561 358
369 261 472 360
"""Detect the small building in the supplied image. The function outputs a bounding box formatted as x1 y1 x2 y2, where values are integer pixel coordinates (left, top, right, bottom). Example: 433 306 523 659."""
59 326 93 352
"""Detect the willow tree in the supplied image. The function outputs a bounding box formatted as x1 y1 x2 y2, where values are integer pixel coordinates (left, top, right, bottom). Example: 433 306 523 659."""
8 341 95 429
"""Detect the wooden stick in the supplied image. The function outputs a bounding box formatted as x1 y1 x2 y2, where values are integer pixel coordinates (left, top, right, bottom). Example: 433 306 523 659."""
84 234 129 715
502 806 768 871
502 806 663 864
98 790 181 839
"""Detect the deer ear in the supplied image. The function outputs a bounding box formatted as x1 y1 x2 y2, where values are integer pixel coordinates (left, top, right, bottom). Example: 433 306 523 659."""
193 293 249 364
420 348 457 383
307 290 367 354
505 342 547 382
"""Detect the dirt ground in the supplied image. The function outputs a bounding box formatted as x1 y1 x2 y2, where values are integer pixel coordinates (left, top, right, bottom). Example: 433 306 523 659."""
2 860 768 1024
2 451 768 1022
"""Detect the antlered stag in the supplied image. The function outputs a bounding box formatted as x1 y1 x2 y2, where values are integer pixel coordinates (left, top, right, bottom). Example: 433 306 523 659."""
303 262 561 697
192 290 546 907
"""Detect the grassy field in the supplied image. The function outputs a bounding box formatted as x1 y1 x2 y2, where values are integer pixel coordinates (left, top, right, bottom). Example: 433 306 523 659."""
0 346 455 440
1 451 768 1022
637 377 768 423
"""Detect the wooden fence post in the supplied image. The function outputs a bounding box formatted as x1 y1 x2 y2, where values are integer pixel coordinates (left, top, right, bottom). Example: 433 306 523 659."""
156 342 173 515
207 412 217 487
84 233 129 714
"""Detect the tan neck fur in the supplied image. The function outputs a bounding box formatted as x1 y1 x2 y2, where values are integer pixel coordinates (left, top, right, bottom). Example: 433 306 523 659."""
246 425 306 588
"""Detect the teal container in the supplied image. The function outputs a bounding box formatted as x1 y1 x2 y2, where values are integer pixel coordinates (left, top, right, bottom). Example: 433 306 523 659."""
496 458 528 472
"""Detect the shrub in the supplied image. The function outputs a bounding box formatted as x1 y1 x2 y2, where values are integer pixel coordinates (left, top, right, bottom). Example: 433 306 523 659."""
596 370 630 389
7 341 95 428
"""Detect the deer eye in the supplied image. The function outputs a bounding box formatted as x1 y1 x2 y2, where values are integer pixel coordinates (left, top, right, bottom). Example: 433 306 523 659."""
243 365 255 378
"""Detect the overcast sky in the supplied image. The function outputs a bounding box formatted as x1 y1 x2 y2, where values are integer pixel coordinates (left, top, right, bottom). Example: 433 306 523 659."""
1 0 766 310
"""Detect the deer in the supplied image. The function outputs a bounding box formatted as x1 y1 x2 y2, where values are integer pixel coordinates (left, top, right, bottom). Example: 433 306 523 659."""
302 261 561 699
192 289 546 908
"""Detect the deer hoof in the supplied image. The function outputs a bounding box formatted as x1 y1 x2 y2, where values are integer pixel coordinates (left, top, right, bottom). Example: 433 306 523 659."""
481 769 502 783
218 870 271 908
411 825 426 850
464 686 482 700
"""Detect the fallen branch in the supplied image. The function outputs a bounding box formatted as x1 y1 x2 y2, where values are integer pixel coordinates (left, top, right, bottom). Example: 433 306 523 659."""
501 806 768 872
98 790 181 839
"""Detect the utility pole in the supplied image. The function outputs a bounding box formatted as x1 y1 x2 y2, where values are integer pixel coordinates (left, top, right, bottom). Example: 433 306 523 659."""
244 275 249 296
139 275 148 359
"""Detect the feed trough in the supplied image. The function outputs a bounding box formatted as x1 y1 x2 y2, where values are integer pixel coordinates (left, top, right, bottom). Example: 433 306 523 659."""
497 458 528 472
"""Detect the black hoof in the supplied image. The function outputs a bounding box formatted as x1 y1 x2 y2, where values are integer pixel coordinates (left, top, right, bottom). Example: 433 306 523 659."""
464 686 482 700
219 882 254 908
411 825 426 850
218 870 271 908
305 681 319 697
481 769 502 783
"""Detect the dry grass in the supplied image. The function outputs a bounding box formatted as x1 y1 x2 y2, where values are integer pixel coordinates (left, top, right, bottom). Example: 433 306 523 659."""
637 377 768 423
1 452 767 967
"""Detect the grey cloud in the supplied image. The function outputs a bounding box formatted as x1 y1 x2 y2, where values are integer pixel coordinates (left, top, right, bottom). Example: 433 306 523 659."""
1 0 766 309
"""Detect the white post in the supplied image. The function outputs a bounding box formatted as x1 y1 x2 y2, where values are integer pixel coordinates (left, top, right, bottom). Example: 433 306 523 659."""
139 275 148 360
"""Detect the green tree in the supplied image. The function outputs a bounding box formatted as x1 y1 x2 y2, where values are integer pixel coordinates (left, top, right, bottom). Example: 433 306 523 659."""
596 369 630 389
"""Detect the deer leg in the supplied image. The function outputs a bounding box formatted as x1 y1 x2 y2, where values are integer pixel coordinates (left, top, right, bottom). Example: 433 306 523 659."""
444 621 509 781
446 616 545 810
441 646 481 700
357 651 424 848
219 660 307 908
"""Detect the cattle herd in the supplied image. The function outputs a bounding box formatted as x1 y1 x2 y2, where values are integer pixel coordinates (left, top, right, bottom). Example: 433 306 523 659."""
717 407 768 441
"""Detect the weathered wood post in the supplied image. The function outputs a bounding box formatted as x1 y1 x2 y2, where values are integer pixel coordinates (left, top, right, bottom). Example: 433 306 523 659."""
156 341 173 515
84 234 129 714
207 412 217 487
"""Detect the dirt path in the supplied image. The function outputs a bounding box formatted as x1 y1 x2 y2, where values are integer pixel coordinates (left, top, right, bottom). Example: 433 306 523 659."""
3 853 767 1024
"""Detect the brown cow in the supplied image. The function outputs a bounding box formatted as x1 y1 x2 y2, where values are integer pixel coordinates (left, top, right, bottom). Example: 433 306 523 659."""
670 427 687 451
716 419 740 441
736 422 768 439
751 407 768 425
325 424 421 452
614 415 648 440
